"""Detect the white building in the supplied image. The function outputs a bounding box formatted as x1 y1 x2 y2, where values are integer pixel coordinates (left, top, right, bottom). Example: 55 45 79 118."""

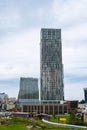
78 104 87 113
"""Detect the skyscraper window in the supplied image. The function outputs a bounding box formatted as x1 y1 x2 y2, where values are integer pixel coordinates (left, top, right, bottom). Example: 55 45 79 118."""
40 28 64 103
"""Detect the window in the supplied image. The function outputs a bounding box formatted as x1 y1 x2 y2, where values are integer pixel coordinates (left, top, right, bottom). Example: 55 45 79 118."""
48 30 51 35
52 30 55 35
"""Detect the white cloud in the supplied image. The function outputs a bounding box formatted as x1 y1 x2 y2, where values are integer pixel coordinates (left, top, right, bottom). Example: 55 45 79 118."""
0 84 19 98
0 29 40 79
0 0 87 100
0 2 21 29
62 43 87 78
64 81 86 101
62 23 87 44
52 0 87 25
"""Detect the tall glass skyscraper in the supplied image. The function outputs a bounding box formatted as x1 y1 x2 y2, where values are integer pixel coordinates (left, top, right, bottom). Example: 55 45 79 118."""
40 28 64 104
84 88 87 103
18 77 39 106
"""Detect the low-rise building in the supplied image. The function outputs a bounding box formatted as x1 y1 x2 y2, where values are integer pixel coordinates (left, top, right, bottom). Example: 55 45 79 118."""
22 104 68 115
78 104 87 113
67 100 78 110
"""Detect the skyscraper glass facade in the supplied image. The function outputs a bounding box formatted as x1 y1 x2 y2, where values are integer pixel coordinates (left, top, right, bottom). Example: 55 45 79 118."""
40 28 64 103
18 78 39 106
84 88 87 103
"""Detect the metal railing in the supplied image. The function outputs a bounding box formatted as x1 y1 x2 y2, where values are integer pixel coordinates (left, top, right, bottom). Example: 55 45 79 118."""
42 119 87 129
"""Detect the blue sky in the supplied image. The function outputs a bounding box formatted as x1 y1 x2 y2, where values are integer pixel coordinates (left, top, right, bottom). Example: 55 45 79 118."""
0 0 87 100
